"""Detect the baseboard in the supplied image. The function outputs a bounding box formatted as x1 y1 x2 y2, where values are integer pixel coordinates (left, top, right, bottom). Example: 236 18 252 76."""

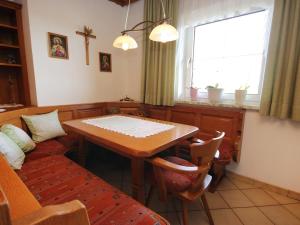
226 170 300 201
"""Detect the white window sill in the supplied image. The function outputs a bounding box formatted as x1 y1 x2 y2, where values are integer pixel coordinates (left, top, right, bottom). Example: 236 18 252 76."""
176 99 260 110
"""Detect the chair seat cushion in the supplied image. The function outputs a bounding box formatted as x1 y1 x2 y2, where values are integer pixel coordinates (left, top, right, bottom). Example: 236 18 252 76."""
161 156 198 192
56 133 79 149
25 140 68 162
214 142 233 165
17 155 168 225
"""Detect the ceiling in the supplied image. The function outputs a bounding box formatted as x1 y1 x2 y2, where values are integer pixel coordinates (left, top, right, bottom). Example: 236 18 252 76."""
109 0 140 7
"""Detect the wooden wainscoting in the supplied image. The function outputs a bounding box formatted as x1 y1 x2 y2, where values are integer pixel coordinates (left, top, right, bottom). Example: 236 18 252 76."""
0 103 105 132
0 102 246 161
143 103 245 162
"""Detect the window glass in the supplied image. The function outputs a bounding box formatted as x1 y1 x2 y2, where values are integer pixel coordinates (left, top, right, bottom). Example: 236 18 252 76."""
192 11 269 95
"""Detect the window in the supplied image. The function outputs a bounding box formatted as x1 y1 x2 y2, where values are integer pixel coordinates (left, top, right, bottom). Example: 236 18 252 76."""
188 10 270 103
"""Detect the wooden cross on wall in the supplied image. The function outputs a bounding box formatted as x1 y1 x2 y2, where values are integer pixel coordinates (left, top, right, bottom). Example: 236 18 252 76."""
76 26 96 65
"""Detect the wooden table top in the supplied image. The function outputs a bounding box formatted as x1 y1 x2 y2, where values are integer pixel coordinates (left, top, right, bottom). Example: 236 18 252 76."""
63 115 199 158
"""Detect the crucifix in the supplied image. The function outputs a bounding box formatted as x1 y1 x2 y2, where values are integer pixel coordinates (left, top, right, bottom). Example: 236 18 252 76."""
76 26 96 65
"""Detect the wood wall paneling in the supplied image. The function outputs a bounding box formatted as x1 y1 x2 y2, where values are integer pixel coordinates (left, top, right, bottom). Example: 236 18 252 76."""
170 110 196 126
144 104 245 162
0 102 245 162
76 108 103 119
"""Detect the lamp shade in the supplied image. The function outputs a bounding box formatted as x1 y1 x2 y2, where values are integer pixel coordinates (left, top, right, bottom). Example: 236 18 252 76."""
113 34 138 51
149 22 179 43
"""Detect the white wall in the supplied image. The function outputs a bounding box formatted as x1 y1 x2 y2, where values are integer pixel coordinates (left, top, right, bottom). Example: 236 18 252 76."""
228 111 300 192
19 0 299 193
21 0 144 106
123 0 144 101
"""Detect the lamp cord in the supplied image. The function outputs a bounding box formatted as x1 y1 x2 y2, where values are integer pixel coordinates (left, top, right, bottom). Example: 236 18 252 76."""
124 0 131 31
160 0 166 19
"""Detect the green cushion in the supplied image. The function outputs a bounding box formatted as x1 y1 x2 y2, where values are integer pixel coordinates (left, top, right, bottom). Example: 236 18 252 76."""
1 124 36 153
22 110 66 143
0 132 25 170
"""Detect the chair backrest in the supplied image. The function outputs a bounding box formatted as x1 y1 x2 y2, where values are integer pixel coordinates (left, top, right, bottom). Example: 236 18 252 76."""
188 131 225 193
190 131 225 166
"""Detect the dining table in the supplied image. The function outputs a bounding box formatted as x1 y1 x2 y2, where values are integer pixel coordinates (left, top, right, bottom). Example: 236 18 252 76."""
63 115 199 203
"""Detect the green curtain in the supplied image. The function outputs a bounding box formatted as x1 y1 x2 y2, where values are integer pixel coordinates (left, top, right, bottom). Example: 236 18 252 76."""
142 0 178 106
260 0 300 121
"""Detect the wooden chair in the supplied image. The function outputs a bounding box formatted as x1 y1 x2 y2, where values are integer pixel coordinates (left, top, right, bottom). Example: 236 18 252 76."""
147 132 225 225
175 133 231 192
0 185 90 225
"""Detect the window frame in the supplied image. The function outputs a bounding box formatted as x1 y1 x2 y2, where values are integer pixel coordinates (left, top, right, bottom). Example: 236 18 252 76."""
184 9 271 106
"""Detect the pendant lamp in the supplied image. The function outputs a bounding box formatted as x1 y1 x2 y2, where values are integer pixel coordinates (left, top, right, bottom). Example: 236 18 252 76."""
113 0 178 51
113 0 138 51
149 0 178 43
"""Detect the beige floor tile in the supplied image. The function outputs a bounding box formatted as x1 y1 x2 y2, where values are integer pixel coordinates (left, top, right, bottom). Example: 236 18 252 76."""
211 209 243 225
160 212 181 225
234 207 273 225
230 178 257 189
217 177 237 191
259 205 300 225
242 189 279 206
205 191 229 209
266 191 299 204
284 204 300 219
219 190 254 208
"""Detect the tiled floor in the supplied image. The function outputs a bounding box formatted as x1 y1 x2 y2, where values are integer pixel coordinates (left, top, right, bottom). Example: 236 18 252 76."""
84 149 300 225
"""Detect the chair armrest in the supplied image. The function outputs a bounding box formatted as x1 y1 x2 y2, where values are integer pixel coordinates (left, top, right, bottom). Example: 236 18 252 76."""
13 200 90 225
147 157 208 175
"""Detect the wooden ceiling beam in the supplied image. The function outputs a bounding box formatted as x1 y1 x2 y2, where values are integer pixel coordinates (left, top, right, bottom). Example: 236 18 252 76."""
109 0 140 7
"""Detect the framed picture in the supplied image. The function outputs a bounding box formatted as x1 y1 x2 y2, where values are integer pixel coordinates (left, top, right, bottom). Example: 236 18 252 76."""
48 32 69 59
99 52 112 72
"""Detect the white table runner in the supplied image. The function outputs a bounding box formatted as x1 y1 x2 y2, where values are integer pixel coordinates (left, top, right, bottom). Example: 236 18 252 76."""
82 116 175 138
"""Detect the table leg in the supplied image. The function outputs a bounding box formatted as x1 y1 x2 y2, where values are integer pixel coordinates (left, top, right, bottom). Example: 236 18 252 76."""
131 158 145 204
78 136 88 167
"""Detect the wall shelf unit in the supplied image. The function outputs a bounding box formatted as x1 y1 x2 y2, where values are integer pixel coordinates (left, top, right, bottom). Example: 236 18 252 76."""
0 0 30 108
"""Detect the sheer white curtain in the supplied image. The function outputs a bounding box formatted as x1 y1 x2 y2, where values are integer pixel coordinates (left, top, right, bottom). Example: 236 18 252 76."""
175 0 274 101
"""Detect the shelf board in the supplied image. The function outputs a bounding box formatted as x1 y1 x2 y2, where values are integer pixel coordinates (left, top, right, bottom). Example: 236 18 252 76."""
0 63 22 67
0 23 18 30
0 43 19 48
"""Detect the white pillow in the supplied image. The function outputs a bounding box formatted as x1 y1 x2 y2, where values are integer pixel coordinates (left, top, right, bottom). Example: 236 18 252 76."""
0 132 25 170
1 124 36 152
22 110 66 143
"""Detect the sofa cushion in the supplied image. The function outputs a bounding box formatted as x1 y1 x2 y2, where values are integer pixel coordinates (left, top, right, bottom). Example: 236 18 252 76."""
1 124 36 153
22 110 66 143
17 155 168 225
0 132 25 170
0 155 41 220
56 133 79 149
25 140 68 162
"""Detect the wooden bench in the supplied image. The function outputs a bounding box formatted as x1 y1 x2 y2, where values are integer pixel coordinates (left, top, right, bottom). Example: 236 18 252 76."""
0 155 90 225
0 104 169 225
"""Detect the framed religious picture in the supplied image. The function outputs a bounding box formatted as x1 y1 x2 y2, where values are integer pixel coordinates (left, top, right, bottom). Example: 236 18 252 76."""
99 52 112 72
48 32 69 59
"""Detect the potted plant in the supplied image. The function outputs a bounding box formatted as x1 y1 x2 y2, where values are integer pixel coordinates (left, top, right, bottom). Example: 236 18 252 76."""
190 86 199 101
206 83 223 104
235 85 250 106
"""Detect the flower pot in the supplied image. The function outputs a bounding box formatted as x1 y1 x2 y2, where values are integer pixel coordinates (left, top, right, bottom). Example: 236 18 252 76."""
190 87 199 101
235 90 247 106
207 88 223 104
